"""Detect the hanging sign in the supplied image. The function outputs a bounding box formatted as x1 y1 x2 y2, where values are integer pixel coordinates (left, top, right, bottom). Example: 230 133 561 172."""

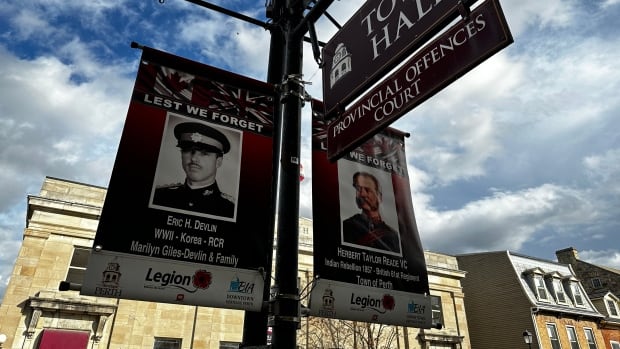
310 100 432 327
322 0 476 117
81 47 276 311
327 0 512 160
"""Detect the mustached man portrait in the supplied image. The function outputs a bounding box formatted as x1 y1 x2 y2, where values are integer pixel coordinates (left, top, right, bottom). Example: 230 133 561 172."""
338 163 402 255
150 113 241 221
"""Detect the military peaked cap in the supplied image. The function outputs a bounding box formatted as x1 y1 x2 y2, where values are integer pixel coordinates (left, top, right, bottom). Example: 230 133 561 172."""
174 122 231 154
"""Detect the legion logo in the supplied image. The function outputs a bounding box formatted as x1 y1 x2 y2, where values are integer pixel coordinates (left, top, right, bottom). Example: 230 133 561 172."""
350 293 396 314
144 268 212 292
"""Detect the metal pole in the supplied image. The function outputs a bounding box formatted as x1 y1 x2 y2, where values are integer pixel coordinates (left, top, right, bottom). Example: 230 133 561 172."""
240 0 285 346
270 0 304 347
183 0 269 29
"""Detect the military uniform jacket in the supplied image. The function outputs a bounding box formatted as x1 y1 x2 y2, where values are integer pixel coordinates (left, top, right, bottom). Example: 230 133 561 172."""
342 213 401 253
153 181 235 218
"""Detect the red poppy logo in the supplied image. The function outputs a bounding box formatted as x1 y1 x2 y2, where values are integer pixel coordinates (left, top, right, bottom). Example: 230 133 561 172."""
193 270 212 289
382 294 395 311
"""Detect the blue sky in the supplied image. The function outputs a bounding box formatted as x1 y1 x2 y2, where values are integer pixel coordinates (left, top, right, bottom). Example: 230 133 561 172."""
1 0 619 299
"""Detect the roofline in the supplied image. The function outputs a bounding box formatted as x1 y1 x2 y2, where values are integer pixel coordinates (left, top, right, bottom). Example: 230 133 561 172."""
45 176 108 190
455 250 570 268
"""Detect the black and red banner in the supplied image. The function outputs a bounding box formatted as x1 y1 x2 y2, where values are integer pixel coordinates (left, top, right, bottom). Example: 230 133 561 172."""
310 101 432 327
82 47 275 310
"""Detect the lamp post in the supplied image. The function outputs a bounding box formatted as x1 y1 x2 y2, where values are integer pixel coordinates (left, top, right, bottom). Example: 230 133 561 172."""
523 330 533 349
0 333 7 348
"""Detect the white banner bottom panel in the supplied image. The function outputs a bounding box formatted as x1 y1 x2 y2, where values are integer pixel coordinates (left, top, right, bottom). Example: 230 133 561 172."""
308 279 432 328
81 250 265 311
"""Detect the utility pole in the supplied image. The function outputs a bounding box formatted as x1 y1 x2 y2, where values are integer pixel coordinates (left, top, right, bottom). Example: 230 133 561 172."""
177 1 336 347
241 0 285 346
267 1 336 347
270 0 305 347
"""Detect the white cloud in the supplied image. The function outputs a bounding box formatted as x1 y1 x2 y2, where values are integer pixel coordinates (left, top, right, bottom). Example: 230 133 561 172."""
580 249 620 270
0 49 129 135
10 9 52 40
409 107 501 185
584 149 620 189
440 53 525 106
501 0 577 36
418 183 596 254
0 45 132 214
175 14 271 80
602 0 620 8
25 0 129 16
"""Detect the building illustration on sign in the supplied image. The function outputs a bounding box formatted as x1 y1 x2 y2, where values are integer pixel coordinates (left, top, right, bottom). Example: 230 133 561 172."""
329 43 352 88
322 288 335 309
102 261 121 287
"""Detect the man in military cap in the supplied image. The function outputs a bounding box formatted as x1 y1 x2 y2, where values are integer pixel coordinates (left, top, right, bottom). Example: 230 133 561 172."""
153 121 235 218
342 171 401 253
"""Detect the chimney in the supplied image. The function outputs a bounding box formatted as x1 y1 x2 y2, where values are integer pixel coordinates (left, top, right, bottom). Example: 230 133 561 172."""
556 247 579 265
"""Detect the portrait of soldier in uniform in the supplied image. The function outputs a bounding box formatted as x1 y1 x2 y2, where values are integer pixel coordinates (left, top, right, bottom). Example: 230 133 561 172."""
151 116 239 219
341 171 401 254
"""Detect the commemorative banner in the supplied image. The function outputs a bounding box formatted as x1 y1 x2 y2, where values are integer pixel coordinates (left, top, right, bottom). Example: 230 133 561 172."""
309 102 432 327
81 47 275 311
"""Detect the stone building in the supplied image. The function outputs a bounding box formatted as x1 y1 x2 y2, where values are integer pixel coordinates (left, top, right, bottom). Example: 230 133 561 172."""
421 251 471 348
457 251 606 349
556 247 620 298
0 177 471 349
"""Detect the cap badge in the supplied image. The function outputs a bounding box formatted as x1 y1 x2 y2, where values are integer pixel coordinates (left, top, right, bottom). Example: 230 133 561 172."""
191 132 204 143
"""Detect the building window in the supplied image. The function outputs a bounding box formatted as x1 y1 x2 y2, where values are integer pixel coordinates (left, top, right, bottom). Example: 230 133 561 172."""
611 341 620 349
65 247 90 284
584 328 597 349
572 284 584 306
607 299 619 317
431 295 443 325
555 280 567 303
220 341 240 349
566 326 580 349
547 323 561 349
154 337 181 349
591 278 602 288
536 276 548 301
